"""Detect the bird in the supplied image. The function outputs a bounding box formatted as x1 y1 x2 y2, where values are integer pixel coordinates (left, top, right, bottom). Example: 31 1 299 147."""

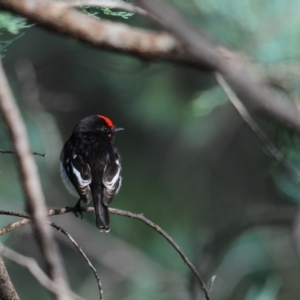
60 115 123 232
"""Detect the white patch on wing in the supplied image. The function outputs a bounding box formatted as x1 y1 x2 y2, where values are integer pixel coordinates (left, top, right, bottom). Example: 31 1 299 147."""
115 177 122 194
73 154 77 159
60 162 78 197
99 228 110 233
103 164 121 190
71 162 91 187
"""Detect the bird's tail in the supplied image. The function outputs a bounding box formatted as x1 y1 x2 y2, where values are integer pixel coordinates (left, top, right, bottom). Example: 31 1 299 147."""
92 187 110 232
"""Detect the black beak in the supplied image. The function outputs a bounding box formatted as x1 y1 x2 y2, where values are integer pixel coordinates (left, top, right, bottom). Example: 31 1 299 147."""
113 127 124 132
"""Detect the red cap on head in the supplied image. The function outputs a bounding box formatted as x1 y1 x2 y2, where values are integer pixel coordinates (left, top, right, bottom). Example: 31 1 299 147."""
98 115 114 128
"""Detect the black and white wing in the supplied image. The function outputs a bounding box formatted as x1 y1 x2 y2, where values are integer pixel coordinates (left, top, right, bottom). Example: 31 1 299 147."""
102 157 122 206
60 151 92 203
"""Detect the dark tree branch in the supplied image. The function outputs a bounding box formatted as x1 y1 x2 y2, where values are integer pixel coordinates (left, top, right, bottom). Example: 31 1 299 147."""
138 0 218 67
0 208 75 236
0 0 299 133
0 0 299 134
0 61 71 300
0 0 182 62
0 256 20 300
136 0 300 132
108 208 211 300
0 207 211 300
0 149 45 157
0 209 103 299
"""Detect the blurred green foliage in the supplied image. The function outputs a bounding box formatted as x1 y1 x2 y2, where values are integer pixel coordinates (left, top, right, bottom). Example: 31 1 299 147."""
0 11 28 34
0 1 300 300
81 6 134 20
0 11 30 56
101 8 134 19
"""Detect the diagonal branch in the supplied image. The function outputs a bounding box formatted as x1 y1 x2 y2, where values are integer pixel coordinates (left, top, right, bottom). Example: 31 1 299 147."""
0 0 181 62
1 0 300 133
215 72 300 178
0 256 20 300
0 210 103 299
0 207 211 300
0 149 45 157
0 61 71 300
136 0 300 131
50 222 103 300
0 244 83 300
109 208 211 300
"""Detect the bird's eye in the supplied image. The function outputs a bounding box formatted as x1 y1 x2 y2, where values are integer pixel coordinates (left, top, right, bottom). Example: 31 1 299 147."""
102 126 110 133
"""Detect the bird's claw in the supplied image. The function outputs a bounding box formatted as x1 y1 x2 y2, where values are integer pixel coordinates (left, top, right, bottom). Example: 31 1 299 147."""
73 200 84 219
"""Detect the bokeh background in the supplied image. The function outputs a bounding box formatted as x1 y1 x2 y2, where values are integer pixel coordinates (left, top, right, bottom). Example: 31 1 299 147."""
1 1 300 299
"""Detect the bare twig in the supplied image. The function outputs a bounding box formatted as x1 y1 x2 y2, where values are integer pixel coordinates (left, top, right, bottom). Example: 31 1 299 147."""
0 60 71 300
0 210 103 299
0 256 20 300
50 222 103 300
0 209 75 236
0 207 211 300
0 244 84 300
0 208 76 236
0 149 45 157
6 212 188 299
108 208 211 300
215 72 300 179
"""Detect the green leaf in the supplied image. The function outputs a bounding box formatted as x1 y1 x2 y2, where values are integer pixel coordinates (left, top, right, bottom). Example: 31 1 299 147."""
0 12 32 57
0 12 30 34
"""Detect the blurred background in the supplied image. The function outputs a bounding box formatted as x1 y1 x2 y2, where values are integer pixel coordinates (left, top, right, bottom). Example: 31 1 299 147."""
1 1 300 299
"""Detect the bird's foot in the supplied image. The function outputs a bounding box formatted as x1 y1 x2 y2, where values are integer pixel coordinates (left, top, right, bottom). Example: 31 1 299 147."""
73 199 84 219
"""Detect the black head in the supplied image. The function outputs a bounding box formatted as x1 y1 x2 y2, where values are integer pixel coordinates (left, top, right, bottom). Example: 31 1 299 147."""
74 115 123 139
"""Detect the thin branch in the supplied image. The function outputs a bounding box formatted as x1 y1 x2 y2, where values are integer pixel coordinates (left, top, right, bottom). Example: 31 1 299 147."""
0 208 75 236
0 60 71 300
2 210 188 300
0 244 84 300
50 222 103 300
0 211 103 299
0 207 211 300
0 256 20 300
215 72 300 179
108 208 211 300
0 149 46 157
